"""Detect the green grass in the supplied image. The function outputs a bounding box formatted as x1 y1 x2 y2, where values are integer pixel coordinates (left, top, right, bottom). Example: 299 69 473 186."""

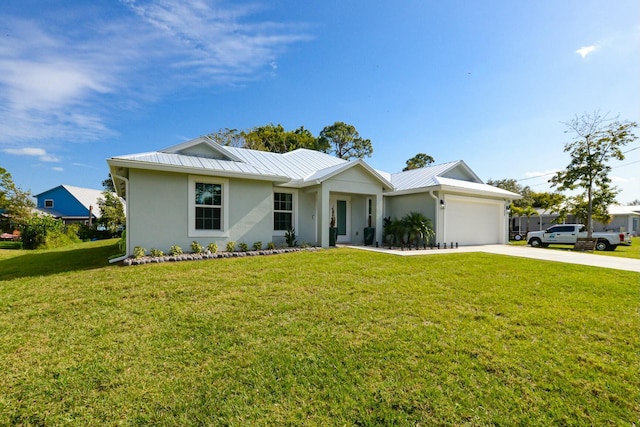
1 240 638 426
511 236 640 259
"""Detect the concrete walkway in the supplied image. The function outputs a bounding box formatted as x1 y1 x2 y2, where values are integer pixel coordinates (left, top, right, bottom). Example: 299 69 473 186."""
346 244 640 273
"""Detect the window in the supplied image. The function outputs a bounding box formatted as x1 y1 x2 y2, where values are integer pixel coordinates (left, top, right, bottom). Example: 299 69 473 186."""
274 192 293 231
548 225 574 233
44 199 54 208
189 176 228 237
195 182 222 230
366 198 373 228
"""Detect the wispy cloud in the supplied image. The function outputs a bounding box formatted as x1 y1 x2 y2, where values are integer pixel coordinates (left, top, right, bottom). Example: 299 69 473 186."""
3 147 60 162
576 45 598 59
0 1 311 148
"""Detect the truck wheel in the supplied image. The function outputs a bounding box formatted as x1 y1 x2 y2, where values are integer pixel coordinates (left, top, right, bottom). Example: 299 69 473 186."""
595 240 610 251
529 238 542 248
514 234 522 241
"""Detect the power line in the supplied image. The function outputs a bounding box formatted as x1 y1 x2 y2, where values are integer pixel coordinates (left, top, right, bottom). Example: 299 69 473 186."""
515 159 639 183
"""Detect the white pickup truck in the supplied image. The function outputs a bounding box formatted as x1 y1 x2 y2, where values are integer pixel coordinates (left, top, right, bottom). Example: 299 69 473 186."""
526 224 632 251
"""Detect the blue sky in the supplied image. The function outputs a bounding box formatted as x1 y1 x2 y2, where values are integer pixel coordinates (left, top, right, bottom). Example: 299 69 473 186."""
1 0 639 202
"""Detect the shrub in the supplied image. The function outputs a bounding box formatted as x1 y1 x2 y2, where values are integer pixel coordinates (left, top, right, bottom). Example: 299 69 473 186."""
207 242 218 253
267 241 276 250
170 245 183 256
191 240 203 254
226 241 236 252
150 248 164 257
133 246 146 259
285 228 297 247
118 230 127 254
238 242 249 252
75 224 112 241
252 241 263 251
20 214 66 250
43 228 81 249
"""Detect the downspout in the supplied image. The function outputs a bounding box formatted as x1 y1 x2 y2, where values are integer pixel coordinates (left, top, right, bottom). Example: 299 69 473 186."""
109 174 130 264
429 190 439 244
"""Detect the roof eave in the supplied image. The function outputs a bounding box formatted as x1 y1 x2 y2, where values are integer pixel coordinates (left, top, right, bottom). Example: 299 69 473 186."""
438 184 522 199
107 158 291 184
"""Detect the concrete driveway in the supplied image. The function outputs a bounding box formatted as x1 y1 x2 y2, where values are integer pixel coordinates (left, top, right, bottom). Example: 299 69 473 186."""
347 244 640 273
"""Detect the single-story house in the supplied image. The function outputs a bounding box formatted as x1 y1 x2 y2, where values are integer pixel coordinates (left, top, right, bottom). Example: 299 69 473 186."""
34 185 105 225
514 205 640 237
107 137 521 255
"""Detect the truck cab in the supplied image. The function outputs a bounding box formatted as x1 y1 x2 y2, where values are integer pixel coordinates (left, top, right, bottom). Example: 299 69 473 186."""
540 224 586 244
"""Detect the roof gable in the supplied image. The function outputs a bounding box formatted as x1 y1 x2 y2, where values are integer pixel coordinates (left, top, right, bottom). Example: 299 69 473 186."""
388 160 520 199
390 160 477 192
439 161 482 182
160 137 242 162
301 160 393 190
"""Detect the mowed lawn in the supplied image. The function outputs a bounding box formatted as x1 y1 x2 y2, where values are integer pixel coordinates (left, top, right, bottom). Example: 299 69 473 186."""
0 240 638 426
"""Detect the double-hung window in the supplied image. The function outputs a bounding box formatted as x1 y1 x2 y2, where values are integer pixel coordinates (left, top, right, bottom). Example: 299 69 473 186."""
274 192 293 231
195 183 222 230
189 176 228 237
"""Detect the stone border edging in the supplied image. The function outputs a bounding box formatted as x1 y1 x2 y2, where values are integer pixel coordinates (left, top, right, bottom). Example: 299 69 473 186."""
122 247 321 266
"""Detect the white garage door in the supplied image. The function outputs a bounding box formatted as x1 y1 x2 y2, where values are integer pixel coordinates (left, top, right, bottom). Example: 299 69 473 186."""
444 195 505 245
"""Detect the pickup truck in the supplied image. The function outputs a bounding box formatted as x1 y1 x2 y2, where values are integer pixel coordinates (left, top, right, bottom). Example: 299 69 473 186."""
526 224 632 251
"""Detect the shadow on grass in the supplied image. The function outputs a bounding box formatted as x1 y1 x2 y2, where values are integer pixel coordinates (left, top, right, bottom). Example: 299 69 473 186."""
0 241 121 281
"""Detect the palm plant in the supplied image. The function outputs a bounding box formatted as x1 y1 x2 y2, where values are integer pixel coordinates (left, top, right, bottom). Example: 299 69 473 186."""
402 212 434 249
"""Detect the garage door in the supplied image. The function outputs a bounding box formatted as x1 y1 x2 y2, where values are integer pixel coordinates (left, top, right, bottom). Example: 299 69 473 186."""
444 195 505 245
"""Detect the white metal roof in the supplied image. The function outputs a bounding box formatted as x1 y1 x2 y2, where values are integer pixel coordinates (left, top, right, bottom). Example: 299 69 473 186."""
609 205 640 215
107 138 520 200
390 161 464 192
113 151 284 179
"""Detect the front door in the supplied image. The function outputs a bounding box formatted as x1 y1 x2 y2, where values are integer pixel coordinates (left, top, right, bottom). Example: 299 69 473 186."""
331 196 351 243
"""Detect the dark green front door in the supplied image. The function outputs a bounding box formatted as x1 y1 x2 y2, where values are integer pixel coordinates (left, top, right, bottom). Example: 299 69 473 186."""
336 200 347 236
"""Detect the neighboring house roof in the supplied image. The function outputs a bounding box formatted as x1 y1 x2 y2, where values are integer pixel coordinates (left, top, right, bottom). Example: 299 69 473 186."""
530 205 640 217
34 185 105 219
608 205 640 216
107 137 521 200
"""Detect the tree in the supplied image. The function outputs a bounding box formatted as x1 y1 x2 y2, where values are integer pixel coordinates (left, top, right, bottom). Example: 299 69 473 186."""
96 176 125 234
208 125 322 153
0 167 34 228
207 128 244 147
403 153 435 171
487 178 534 208
102 174 115 192
549 112 637 237
318 122 373 160
628 199 640 206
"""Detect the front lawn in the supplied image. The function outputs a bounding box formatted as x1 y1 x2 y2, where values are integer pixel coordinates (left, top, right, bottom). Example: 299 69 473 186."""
0 240 638 425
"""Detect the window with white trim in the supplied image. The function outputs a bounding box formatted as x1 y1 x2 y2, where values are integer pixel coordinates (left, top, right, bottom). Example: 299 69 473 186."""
189 176 228 237
44 199 54 208
274 192 293 231
195 182 222 230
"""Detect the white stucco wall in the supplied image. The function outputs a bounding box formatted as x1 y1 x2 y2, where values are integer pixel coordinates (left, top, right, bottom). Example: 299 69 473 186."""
128 169 188 253
295 190 318 245
384 192 437 223
127 169 274 253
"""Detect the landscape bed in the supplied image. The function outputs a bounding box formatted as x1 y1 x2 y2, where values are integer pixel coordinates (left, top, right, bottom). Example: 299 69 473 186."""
0 239 638 425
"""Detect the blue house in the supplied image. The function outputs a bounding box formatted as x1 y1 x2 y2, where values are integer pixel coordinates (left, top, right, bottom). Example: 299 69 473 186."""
34 185 105 225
